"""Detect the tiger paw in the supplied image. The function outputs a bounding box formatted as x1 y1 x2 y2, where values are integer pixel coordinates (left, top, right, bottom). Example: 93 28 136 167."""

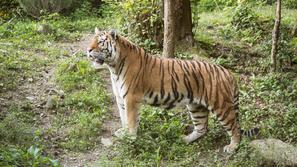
114 128 127 139
223 144 238 153
114 128 137 140
183 130 206 144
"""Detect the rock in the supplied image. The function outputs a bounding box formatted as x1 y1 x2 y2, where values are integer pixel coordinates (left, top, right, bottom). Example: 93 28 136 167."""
26 96 35 101
28 78 33 82
101 137 113 147
57 90 65 98
250 139 297 166
37 24 53 35
44 96 57 110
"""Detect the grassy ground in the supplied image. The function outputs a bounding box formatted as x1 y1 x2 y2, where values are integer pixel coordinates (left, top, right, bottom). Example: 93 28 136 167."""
0 4 297 167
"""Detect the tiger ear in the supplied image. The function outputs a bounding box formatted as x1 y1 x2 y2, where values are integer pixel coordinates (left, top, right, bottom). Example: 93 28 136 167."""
95 27 100 34
109 29 118 40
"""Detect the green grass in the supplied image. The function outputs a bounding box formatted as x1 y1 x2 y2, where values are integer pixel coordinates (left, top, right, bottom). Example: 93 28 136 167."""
1 3 297 166
52 57 110 151
97 4 297 166
0 9 112 165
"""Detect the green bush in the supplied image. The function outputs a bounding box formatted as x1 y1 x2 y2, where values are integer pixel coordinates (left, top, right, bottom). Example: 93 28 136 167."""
17 0 74 18
198 0 237 12
0 146 59 167
231 4 260 30
283 0 297 9
0 0 19 19
119 0 163 48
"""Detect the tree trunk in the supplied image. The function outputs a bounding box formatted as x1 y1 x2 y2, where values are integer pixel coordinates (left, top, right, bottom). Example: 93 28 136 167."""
292 18 297 37
163 0 194 57
163 0 176 57
271 0 281 72
175 0 194 46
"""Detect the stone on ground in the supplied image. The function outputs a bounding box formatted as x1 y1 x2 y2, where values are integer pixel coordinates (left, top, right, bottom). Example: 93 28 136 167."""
101 137 113 147
250 139 297 166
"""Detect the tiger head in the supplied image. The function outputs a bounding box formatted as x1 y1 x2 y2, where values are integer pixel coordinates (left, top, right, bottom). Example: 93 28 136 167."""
87 28 119 67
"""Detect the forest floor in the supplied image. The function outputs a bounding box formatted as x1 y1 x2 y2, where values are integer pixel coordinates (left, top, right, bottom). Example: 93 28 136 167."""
1 5 297 167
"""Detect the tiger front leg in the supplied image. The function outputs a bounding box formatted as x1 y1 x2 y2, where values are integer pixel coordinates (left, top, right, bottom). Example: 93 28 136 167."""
125 99 140 136
183 105 209 144
115 97 140 139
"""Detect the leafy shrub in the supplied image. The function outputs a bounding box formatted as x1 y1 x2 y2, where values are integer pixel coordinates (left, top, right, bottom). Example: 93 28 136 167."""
71 1 101 19
119 0 163 48
0 109 35 145
283 0 297 9
0 146 59 167
114 106 195 165
198 0 237 12
231 4 260 30
17 0 75 18
0 0 19 19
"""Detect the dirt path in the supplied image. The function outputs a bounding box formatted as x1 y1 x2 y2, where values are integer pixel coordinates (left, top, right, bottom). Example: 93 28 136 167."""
53 34 121 166
1 33 121 167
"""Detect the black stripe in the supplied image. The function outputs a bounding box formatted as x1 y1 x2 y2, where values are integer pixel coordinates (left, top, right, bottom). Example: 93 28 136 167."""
222 117 235 127
150 56 157 74
153 94 159 106
171 74 179 99
117 57 127 77
149 91 154 98
193 115 208 119
160 60 165 99
190 61 197 70
197 69 206 105
177 93 184 103
184 74 193 103
226 120 236 131
164 93 171 104
172 60 179 82
219 108 232 122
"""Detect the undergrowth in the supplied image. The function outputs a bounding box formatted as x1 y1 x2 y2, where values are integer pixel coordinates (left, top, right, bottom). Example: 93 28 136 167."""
0 1 297 166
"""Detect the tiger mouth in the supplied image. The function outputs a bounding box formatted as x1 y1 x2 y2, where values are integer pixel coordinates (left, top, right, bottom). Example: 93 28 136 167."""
95 58 104 65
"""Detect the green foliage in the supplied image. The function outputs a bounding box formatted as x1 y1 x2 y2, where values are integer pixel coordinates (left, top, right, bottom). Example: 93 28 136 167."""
59 111 104 151
0 0 19 19
240 73 297 144
231 4 260 30
198 0 237 12
283 0 297 9
0 106 35 146
113 106 196 165
54 56 110 151
17 0 74 18
1 1 297 166
0 106 59 166
119 0 163 48
0 146 59 167
71 1 101 19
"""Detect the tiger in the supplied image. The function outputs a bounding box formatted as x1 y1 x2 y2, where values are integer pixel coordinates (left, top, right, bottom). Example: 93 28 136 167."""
86 28 259 153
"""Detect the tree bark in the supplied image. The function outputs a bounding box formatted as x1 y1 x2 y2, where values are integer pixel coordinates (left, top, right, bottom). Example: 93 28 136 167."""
175 0 194 46
292 18 297 37
163 0 176 57
271 0 281 72
163 0 194 57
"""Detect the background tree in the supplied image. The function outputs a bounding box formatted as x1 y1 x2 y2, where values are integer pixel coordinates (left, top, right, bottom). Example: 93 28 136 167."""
163 0 175 57
271 0 281 71
175 0 194 46
163 0 194 57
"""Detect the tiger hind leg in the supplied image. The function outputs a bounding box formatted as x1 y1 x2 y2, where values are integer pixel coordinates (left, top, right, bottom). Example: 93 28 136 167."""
183 105 209 144
218 109 241 153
